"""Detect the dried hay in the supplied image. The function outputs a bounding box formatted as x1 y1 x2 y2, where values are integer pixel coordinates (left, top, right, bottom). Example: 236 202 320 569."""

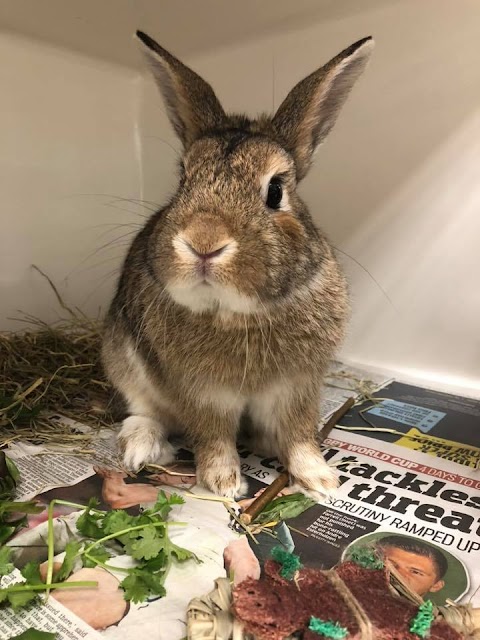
0 268 115 449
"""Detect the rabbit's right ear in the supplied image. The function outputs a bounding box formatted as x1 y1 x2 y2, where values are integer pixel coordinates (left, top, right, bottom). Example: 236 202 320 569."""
136 31 227 149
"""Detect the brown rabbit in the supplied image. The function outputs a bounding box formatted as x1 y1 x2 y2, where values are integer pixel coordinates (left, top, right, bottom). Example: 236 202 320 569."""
102 30 374 499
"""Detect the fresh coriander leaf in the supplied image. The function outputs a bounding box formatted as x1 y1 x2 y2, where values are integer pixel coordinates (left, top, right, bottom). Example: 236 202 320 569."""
130 528 195 564
138 552 168 572
21 562 43 585
134 513 156 529
4 456 20 484
7 588 38 611
102 510 134 536
138 569 168 594
76 499 104 539
129 527 164 561
121 569 166 603
83 544 111 568
142 494 170 521
120 573 149 604
142 491 184 520
0 587 10 604
0 501 44 516
54 541 82 581
167 540 195 562
156 529 196 563
0 452 45 547
8 629 57 640
0 546 14 575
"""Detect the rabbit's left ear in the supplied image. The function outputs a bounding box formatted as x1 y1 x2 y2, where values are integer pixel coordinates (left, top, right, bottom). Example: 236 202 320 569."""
136 31 227 149
273 37 374 181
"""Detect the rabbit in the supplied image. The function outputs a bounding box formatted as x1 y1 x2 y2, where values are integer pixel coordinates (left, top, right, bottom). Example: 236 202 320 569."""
102 30 374 500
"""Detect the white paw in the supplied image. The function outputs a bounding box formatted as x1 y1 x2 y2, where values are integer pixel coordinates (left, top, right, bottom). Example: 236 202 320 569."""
287 443 339 502
118 416 175 471
197 452 245 499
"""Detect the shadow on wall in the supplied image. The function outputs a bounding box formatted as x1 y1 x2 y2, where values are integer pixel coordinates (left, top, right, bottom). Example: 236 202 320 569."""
340 108 480 388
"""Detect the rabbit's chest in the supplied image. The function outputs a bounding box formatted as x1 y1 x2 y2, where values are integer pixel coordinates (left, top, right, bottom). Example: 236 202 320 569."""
156 315 321 393
163 326 281 388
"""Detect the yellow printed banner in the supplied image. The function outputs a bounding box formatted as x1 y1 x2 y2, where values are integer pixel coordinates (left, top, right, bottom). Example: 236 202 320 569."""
395 428 480 470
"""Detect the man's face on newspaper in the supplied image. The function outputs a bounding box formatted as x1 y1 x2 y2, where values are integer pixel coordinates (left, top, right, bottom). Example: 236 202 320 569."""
382 546 445 596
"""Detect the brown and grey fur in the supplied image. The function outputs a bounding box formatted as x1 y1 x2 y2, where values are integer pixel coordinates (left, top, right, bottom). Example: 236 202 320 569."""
102 31 374 499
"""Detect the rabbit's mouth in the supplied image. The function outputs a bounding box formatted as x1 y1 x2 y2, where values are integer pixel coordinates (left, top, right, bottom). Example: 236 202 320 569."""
166 277 259 316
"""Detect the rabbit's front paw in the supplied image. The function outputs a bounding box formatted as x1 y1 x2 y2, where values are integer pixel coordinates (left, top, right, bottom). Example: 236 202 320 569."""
288 442 339 502
197 450 246 499
118 415 175 471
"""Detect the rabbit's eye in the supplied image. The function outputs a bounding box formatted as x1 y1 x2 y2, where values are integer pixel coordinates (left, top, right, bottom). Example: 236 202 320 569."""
266 177 283 210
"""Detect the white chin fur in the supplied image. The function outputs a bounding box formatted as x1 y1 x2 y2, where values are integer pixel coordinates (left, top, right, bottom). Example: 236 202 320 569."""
167 280 258 314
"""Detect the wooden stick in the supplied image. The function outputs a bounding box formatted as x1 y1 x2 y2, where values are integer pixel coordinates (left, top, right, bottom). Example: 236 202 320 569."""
239 396 355 525
318 396 356 446
239 470 290 525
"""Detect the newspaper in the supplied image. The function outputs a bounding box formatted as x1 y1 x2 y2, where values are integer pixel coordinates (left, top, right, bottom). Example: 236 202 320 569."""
339 379 480 469
3 363 479 639
2 429 478 638
321 360 392 421
0 569 101 639
6 428 119 501
239 429 480 608
2 471 239 639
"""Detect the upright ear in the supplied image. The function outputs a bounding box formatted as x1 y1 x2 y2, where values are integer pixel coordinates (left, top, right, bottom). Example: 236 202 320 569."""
136 30 227 149
272 37 374 181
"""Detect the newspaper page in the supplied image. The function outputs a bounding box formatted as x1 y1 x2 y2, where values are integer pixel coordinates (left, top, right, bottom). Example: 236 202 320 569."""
1 432 479 638
6 426 120 501
1 467 241 640
0 569 102 639
240 429 480 608
2 363 476 638
340 380 480 469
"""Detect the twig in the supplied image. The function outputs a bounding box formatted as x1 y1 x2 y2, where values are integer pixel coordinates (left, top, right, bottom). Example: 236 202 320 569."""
318 397 356 445
239 471 290 526
286 524 309 538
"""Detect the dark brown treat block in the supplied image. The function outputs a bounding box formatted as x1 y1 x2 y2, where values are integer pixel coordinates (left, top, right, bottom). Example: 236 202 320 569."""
233 577 306 640
263 560 359 635
233 560 465 640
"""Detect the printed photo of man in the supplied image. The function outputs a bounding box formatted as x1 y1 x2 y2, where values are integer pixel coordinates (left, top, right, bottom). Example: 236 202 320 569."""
376 535 446 597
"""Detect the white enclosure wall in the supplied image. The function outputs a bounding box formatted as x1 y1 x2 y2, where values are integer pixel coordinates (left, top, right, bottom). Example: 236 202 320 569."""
0 33 140 326
1 0 480 397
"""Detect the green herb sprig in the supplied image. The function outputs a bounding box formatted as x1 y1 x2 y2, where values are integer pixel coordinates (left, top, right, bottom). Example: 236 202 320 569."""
0 490 196 610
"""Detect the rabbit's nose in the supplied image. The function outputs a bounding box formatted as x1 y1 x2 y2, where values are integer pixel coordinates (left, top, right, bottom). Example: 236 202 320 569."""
186 242 231 261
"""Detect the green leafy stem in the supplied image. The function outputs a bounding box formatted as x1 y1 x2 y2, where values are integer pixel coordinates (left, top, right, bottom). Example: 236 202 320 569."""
1 491 193 609
2 581 98 594
44 498 185 595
